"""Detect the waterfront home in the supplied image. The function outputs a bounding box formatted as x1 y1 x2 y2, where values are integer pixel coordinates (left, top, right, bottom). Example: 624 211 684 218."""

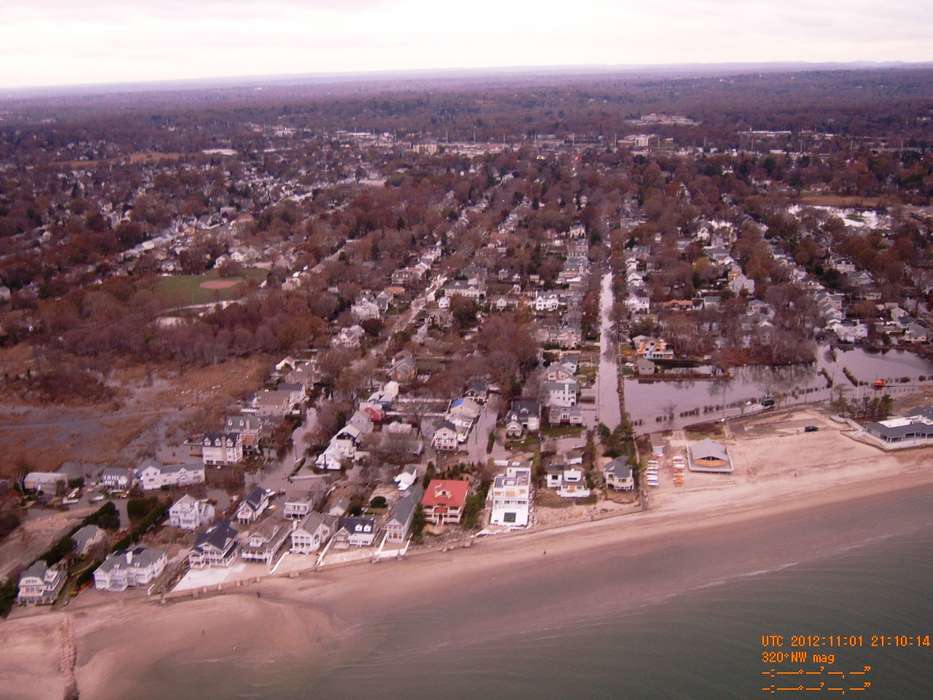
240 519 290 567
687 439 734 473
290 512 337 554
169 494 215 530
505 399 542 437
421 479 470 525
489 463 532 527
72 524 106 557
332 516 378 548
98 467 135 491
236 487 270 524
549 405 584 426
201 432 243 466
136 462 205 490
189 521 239 568
383 484 423 544
17 561 66 606
603 459 635 491
94 547 166 592
545 465 590 498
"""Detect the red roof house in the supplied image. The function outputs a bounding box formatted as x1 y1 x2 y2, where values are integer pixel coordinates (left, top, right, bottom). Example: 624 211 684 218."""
420 479 470 525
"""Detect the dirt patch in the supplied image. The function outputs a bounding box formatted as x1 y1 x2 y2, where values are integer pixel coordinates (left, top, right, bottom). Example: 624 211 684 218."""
199 279 242 290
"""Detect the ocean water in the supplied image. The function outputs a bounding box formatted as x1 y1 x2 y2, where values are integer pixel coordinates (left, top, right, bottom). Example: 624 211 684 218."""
137 485 933 699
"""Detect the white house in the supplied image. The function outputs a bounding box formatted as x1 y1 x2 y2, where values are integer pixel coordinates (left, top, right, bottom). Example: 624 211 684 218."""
505 399 541 437
189 521 239 568
290 512 337 554
489 463 532 528
98 467 135 491
603 458 635 491
240 519 290 567
136 462 205 491
17 561 66 606
542 380 578 408
94 547 166 592
332 516 378 548
431 420 460 451
201 432 243 466
534 293 560 312
169 495 215 530
236 487 270 524
546 465 591 498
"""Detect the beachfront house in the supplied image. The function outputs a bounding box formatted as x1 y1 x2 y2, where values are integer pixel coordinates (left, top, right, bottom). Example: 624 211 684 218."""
687 439 734 473
290 512 338 554
188 521 239 568
283 491 315 520
72 524 106 557
236 487 271 524
332 516 378 548
93 547 167 592
17 561 66 606
603 459 635 491
383 485 423 544
489 463 532 527
240 519 290 568
421 479 470 525
169 494 215 530
546 466 590 498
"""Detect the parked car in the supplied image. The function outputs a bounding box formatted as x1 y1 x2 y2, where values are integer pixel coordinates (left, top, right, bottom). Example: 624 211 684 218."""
804 425 819 433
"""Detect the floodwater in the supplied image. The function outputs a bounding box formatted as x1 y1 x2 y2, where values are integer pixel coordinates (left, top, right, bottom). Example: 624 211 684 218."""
595 271 623 430
625 345 933 434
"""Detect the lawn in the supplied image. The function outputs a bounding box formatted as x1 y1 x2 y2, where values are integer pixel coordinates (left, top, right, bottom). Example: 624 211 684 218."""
152 268 266 307
541 425 585 439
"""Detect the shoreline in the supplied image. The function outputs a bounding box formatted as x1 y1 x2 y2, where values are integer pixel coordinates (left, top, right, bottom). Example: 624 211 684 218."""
2 423 931 699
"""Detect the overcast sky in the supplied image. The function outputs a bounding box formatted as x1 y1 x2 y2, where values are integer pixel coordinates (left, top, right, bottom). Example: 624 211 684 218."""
1 0 930 89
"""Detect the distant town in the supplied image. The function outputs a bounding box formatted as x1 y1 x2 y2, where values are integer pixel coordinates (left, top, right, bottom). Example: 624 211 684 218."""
0 66 931 634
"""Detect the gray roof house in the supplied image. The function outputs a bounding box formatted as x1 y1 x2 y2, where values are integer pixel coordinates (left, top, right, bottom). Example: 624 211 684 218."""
603 459 635 491
17 560 66 606
383 484 423 544
189 521 239 568
94 547 167 592
290 512 338 555
72 524 106 557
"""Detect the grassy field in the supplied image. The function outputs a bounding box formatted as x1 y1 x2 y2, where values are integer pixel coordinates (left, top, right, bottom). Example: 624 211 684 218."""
152 268 266 307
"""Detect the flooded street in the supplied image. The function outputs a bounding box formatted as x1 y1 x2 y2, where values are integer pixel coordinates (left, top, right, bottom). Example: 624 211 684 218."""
625 345 933 435
596 271 622 430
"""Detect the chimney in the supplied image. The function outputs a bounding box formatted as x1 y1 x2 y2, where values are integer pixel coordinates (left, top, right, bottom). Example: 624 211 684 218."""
126 550 133 565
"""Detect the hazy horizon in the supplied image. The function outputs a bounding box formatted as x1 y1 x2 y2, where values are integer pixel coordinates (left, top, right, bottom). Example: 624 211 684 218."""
1 0 931 90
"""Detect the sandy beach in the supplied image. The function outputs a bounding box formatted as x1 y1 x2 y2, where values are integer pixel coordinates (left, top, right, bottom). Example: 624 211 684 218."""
2 407 932 699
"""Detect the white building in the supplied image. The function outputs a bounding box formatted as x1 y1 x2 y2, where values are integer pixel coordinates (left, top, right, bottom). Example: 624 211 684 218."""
543 380 578 408
93 547 166 592
169 495 215 530
136 462 205 491
201 432 243 466
489 463 532 527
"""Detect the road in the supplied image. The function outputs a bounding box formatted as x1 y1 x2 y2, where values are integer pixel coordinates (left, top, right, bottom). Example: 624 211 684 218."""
595 270 623 430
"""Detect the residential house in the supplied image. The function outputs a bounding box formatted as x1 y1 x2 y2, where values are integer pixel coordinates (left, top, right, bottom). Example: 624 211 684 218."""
464 377 490 403
505 399 541 437
236 487 271 524
94 547 167 592
201 432 243 466
283 491 316 520
556 466 591 498
603 458 635 491
549 405 584 426
224 414 263 452
543 380 578 408
544 362 575 382
17 561 66 606
334 325 365 349
431 420 460 452
189 521 239 568
72 524 106 557
290 512 338 554
421 479 470 525
394 465 419 491
256 386 303 418
169 494 215 530
383 484 424 544
136 462 205 491
240 519 290 567
390 354 417 383
489 463 532 527
332 516 378 548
